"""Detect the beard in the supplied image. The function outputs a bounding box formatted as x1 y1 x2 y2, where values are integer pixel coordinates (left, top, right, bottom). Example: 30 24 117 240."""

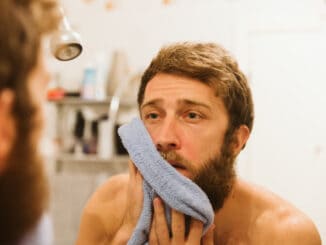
193 147 236 211
0 101 48 244
162 133 237 212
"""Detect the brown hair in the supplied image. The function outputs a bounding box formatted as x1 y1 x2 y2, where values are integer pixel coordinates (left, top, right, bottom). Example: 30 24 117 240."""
138 42 254 138
0 0 59 243
0 0 60 89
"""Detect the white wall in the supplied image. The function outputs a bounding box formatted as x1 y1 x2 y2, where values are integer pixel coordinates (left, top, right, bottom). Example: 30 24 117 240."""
50 0 326 243
241 0 326 240
53 0 238 91
248 29 326 241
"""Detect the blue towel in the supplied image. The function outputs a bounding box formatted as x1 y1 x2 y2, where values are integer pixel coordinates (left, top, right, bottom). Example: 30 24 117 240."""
118 117 214 245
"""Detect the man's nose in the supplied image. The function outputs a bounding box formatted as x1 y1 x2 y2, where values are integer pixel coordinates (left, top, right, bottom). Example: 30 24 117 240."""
155 118 180 152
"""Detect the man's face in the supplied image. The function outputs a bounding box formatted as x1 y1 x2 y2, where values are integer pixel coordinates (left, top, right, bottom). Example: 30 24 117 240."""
141 73 236 210
0 49 49 243
28 47 51 123
29 49 51 103
0 47 49 173
141 73 229 177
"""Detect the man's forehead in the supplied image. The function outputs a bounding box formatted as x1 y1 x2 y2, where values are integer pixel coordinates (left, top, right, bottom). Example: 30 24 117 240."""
144 74 214 96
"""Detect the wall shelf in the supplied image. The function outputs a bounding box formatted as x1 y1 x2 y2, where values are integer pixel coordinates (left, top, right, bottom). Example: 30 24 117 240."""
55 153 129 174
51 96 136 173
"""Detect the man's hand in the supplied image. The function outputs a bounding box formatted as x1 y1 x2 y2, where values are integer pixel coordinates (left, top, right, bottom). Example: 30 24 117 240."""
149 197 215 245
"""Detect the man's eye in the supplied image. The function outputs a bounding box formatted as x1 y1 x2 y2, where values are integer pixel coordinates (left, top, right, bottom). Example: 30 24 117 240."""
187 112 200 119
147 113 159 119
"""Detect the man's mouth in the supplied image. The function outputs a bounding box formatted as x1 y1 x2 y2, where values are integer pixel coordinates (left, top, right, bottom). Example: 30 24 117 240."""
170 162 186 170
160 151 193 177
169 161 192 177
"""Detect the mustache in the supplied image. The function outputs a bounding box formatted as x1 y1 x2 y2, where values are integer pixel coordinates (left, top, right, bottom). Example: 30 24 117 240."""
159 151 195 172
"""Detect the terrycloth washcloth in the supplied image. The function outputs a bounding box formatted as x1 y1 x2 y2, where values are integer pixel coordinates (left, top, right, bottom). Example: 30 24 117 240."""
118 117 214 245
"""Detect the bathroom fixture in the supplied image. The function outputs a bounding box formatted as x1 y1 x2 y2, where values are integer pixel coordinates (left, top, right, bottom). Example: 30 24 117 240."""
50 8 82 61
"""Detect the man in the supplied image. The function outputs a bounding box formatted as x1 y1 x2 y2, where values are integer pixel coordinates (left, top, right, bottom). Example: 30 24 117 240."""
76 42 321 244
0 0 60 244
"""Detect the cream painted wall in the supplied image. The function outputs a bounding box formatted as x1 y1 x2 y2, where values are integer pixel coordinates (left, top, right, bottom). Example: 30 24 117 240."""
52 0 238 91
248 29 326 241
49 0 326 243
242 0 326 240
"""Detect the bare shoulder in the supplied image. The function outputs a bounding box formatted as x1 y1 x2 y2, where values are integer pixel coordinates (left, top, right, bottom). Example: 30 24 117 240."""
254 204 321 244
75 173 129 245
86 173 129 211
241 180 321 245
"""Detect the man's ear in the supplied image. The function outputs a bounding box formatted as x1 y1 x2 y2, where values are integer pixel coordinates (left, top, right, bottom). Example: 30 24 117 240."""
0 89 15 174
232 125 250 155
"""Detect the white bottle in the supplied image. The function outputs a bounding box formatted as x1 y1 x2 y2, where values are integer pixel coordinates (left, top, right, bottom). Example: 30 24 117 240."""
98 119 114 159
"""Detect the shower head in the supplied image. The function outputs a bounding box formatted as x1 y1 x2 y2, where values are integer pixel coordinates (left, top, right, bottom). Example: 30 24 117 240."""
50 8 82 61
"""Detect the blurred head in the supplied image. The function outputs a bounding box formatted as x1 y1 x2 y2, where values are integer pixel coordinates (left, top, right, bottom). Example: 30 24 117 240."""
139 42 254 210
0 0 60 243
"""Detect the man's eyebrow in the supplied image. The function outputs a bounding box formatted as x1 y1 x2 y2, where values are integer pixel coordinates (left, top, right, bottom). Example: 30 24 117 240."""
179 99 212 111
141 98 212 111
140 99 163 110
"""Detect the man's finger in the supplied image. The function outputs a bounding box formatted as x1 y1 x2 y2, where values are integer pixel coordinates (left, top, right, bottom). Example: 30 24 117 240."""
153 197 170 245
149 217 158 245
201 224 215 245
171 209 185 244
128 160 136 181
187 219 203 244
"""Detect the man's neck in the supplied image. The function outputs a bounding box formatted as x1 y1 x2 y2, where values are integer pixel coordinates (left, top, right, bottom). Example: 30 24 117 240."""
213 178 254 241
